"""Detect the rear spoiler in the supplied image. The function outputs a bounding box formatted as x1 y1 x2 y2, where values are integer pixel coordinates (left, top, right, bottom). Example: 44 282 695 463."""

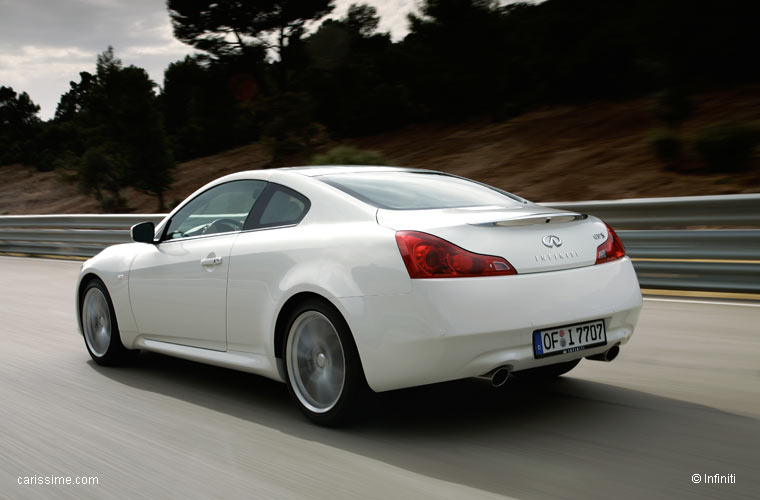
469 212 588 227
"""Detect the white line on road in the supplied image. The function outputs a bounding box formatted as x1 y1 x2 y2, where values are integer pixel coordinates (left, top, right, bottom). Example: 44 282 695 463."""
644 297 760 308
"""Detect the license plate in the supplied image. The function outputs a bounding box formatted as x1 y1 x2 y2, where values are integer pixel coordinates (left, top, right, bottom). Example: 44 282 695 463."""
533 319 607 359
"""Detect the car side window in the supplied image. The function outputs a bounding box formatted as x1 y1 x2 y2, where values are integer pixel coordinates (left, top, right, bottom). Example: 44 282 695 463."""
257 186 310 228
165 180 266 240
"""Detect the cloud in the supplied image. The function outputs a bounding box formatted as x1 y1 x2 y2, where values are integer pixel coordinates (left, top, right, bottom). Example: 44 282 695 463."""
0 45 94 71
0 0 196 119
0 43 94 118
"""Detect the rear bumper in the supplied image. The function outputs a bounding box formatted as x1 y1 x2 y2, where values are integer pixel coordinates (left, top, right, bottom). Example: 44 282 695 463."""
338 257 642 392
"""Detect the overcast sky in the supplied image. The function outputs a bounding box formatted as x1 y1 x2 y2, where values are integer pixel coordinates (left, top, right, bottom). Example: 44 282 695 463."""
0 0 415 120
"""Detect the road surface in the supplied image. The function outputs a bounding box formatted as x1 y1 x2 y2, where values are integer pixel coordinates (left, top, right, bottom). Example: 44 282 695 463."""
1 256 758 499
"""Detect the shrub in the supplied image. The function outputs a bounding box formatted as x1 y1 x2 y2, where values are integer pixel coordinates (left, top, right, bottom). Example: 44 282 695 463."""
309 145 387 166
272 137 307 159
693 122 759 173
647 128 682 164
652 88 691 127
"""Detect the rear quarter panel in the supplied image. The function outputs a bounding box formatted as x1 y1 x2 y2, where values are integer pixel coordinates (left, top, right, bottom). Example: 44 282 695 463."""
226 173 412 356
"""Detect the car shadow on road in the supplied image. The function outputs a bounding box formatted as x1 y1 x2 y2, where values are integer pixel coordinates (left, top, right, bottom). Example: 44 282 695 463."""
90 351 760 500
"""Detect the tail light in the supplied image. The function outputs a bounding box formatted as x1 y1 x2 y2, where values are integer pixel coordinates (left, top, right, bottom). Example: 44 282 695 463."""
595 222 626 265
395 231 516 278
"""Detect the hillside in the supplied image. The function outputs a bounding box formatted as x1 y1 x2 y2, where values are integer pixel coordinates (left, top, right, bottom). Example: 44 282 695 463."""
1 86 759 215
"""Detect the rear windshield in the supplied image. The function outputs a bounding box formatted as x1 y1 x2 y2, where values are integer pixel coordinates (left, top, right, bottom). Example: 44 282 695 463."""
319 172 524 210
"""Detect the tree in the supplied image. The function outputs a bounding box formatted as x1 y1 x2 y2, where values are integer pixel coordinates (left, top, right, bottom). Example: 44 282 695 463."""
401 0 508 120
168 0 335 61
54 48 175 211
55 72 95 121
298 6 403 136
0 86 39 129
0 86 41 165
344 3 380 36
78 143 130 210
160 0 760 158
107 63 175 211
162 55 261 160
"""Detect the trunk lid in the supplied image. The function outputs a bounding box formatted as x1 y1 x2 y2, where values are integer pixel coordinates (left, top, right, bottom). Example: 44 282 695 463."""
377 204 608 274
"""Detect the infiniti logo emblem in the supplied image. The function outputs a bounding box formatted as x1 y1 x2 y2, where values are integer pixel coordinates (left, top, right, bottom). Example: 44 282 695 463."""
542 235 562 248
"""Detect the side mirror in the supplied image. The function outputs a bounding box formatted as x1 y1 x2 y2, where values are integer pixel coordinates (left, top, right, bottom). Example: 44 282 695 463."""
131 221 156 244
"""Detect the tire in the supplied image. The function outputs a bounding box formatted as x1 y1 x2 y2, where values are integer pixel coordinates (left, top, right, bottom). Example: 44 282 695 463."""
80 278 137 366
517 358 581 382
282 298 369 426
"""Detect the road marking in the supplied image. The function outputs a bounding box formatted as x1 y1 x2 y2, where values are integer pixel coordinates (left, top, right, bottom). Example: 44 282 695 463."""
641 288 760 301
644 297 760 308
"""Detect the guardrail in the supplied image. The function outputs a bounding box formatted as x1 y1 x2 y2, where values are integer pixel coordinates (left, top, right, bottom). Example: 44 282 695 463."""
0 215 164 258
1 193 759 294
546 194 760 293
544 193 760 229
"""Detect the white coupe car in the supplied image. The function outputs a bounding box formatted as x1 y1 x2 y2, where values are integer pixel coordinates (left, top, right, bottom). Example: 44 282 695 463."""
76 166 642 425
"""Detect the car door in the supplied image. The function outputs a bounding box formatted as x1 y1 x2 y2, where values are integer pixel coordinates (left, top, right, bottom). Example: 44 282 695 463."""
226 183 311 354
129 180 267 351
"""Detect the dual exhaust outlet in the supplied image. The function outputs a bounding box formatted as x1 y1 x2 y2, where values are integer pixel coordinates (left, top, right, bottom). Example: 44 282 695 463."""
478 345 620 387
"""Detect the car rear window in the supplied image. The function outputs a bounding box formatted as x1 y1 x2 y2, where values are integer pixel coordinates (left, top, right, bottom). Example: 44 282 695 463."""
319 172 523 210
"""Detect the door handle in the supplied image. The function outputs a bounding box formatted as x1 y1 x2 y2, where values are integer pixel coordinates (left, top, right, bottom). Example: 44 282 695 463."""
200 256 223 266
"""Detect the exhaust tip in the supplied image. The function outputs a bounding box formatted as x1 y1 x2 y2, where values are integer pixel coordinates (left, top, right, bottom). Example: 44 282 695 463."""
586 345 620 362
605 345 620 362
491 367 511 387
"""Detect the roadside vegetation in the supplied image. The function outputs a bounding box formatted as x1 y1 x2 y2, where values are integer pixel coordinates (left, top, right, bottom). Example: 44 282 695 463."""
1 0 759 211
310 145 386 166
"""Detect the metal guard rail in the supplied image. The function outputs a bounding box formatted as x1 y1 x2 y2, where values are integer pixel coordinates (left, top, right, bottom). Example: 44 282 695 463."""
545 193 760 229
1 194 759 294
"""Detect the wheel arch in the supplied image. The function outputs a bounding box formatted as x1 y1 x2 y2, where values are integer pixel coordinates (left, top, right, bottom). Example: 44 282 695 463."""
273 291 339 360
272 291 367 384
76 272 104 336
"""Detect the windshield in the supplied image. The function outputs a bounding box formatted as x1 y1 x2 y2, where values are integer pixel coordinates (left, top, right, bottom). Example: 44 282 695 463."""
319 172 524 210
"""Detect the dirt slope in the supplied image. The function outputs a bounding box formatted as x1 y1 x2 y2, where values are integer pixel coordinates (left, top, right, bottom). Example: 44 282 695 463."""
352 86 760 201
1 86 758 215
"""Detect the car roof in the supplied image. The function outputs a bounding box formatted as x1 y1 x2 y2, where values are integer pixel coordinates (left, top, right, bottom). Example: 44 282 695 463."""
279 165 431 177
204 165 446 188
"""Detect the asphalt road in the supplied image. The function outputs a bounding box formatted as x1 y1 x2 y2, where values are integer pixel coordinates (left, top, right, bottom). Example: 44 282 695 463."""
1 256 758 500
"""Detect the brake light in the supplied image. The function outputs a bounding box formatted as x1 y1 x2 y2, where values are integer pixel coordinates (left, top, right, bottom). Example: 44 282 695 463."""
595 223 625 265
395 231 516 278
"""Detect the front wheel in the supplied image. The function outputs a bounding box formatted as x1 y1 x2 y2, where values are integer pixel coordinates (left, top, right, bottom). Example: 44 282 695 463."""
283 299 368 426
80 279 137 365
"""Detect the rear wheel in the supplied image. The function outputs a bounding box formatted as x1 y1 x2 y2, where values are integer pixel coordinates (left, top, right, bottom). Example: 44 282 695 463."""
517 358 581 382
80 279 137 365
283 299 368 426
